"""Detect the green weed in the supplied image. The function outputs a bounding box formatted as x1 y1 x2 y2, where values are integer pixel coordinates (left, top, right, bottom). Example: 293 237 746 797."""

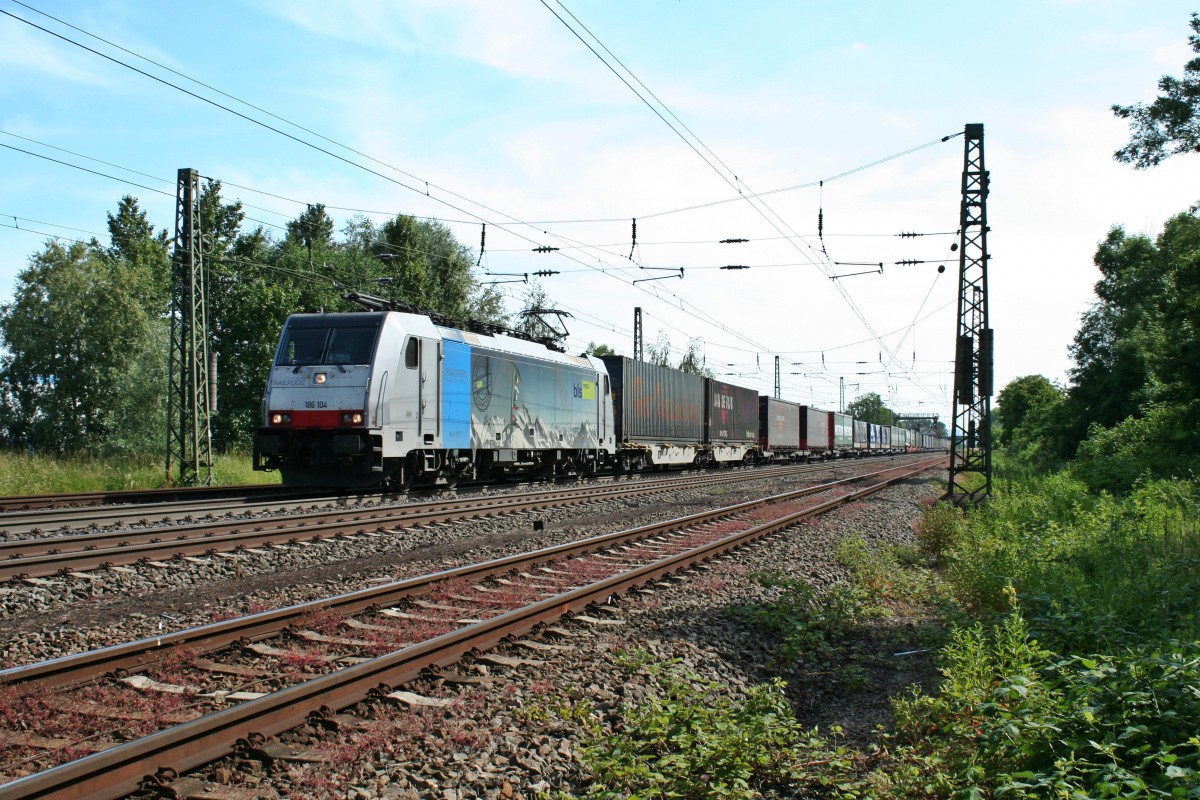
573 658 843 800
0 448 278 494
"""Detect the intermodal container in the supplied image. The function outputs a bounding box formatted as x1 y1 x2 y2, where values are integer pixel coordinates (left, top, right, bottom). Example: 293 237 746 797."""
601 356 704 443
759 397 801 451
868 423 889 450
704 379 759 443
799 406 832 450
831 412 853 449
853 418 869 449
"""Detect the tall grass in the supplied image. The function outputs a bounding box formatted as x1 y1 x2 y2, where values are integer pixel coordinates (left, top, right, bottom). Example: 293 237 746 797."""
944 471 1200 651
876 468 1200 797
0 449 279 495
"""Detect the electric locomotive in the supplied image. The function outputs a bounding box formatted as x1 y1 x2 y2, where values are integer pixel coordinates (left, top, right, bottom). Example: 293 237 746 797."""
253 309 615 488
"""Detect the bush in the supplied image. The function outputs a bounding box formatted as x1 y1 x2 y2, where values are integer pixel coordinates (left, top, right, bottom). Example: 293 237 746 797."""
891 614 1200 799
944 472 1200 652
1073 401 1200 493
915 501 964 561
576 657 806 800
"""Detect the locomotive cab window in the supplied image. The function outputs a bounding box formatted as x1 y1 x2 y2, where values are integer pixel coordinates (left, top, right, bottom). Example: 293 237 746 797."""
278 328 327 366
404 337 419 369
276 319 381 367
328 327 376 365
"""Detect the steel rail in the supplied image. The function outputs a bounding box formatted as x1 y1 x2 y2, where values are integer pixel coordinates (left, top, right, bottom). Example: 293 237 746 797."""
0 454 914 534
0 459 942 800
0 459 941 691
0 460 891 581
0 461 811 537
0 484 313 514
0 462 812 543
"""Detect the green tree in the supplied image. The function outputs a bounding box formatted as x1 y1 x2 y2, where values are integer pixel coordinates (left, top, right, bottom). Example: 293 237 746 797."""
677 338 712 377
100 196 171 454
845 392 894 425
995 375 1064 448
646 331 673 367
105 195 170 313
583 342 616 357
376 216 475 321
1152 212 1200 402
0 241 151 452
995 375 1066 469
1113 13 1200 168
514 280 561 342
285 203 335 251
1060 225 1169 455
1058 210 1200 482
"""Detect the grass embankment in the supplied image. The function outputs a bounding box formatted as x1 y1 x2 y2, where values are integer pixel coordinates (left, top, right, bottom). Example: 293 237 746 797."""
563 469 1200 798
0 450 279 495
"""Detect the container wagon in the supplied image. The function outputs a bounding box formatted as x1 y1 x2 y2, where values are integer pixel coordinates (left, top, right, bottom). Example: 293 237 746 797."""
704 378 761 464
853 419 870 454
601 355 703 470
832 412 854 457
759 397 802 461
799 406 833 460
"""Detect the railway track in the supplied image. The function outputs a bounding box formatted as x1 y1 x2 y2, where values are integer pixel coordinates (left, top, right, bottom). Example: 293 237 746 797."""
0 460 924 582
0 453 922 532
0 484 310 514
0 457 943 800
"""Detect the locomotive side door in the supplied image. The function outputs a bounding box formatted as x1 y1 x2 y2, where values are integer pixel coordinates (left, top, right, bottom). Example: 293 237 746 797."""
418 337 441 444
599 372 608 443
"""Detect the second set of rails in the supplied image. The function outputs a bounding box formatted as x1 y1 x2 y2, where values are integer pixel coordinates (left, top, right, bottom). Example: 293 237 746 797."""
0 458 920 582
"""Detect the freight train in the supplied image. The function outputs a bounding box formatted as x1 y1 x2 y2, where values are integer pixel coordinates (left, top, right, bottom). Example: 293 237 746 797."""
252 309 947 488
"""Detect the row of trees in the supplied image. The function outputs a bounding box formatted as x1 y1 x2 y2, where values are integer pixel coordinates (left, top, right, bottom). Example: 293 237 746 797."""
0 183 508 455
0 184 734 460
996 14 1200 490
996 209 1200 489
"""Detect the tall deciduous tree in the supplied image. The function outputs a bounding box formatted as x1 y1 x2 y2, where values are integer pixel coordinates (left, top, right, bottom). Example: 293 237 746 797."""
376 216 475 321
646 331 673 367
993 374 1060 443
285 203 335 251
995 375 1064 456
1113 14 1200 168
0 241 150 452
845 392 895 425
583 342 616 357
677 338 712 377
105 195 170 313
1060 224 1173 454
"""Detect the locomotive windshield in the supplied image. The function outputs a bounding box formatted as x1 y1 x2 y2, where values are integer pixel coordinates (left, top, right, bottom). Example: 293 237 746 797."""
276 319 381 367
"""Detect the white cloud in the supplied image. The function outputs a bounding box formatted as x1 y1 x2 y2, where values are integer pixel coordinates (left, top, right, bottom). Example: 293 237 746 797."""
0 17 116 87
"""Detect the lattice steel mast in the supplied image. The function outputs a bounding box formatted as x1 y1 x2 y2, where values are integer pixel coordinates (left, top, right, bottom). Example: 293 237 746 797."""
947 124 993 503
166 168 214 486
633 306 644 362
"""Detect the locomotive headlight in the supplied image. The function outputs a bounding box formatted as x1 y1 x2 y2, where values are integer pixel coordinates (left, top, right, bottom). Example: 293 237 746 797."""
270 412 292 425
341 411 364 425
314 373 327 385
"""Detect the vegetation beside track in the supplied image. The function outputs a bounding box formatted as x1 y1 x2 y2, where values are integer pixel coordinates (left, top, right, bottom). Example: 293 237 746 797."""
549 463 1200 799
0 449 278 495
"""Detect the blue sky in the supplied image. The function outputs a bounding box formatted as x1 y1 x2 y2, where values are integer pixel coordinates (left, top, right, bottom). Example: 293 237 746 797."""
3 0 1199 422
